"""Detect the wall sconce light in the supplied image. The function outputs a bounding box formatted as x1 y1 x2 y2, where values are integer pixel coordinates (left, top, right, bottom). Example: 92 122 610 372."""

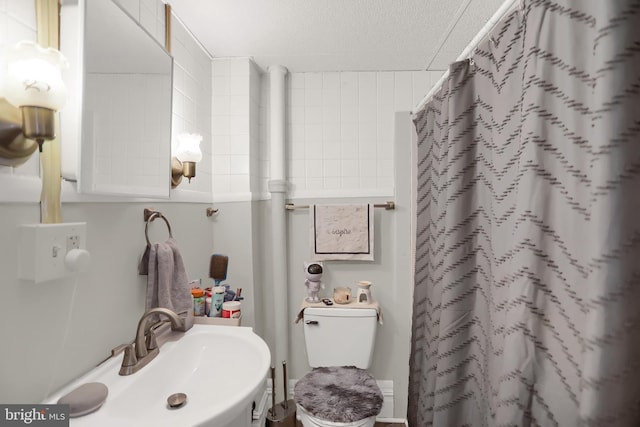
0 41 68 166
171 132 202 188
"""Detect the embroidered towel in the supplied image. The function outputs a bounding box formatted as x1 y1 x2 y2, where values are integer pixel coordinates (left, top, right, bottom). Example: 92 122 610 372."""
310 204 374 261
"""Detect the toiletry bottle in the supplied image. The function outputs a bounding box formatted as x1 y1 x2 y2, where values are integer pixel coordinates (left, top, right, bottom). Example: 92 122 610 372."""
205 290 212 316
210 286 225 317
191 288 205 316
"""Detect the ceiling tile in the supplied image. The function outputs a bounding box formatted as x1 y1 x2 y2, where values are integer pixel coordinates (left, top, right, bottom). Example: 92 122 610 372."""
167 0 509 72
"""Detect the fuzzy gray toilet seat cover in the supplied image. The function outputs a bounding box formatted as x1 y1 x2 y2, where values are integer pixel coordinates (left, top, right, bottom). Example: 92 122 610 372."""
294 366 383 423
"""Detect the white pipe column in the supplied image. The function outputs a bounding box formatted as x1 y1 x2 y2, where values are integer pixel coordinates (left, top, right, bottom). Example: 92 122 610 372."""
268 65 289 400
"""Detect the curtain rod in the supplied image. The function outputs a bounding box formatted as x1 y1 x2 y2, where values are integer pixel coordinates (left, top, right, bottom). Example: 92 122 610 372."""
285 201 395 210
412 0 522 114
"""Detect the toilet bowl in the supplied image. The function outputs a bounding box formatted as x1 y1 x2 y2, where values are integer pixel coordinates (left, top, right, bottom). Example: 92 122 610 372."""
295 307 382 427
296 404 376 427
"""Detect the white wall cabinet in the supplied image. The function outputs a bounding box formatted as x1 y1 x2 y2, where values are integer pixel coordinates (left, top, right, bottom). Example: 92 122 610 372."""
60 0 173 198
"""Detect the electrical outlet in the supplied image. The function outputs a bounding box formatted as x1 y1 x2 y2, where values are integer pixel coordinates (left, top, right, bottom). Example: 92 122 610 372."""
18 223 87 283
67 235 80 251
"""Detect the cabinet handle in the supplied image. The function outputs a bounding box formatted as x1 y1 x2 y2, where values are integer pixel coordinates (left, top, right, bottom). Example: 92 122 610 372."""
305 320 319 325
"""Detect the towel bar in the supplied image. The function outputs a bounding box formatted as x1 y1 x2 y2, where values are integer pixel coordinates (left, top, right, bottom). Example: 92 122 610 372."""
285 201 395 211
143 209 173 246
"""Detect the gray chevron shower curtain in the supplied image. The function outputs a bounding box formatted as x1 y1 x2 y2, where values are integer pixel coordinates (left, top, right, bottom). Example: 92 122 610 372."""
409 0 640 426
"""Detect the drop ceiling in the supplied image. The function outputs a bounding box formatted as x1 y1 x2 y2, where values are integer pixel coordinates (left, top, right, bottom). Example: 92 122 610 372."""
165 0 507 73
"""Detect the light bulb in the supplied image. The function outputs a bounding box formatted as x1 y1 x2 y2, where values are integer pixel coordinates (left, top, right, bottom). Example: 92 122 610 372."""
2 41 68 110
174 133 202 183
175 133 202 163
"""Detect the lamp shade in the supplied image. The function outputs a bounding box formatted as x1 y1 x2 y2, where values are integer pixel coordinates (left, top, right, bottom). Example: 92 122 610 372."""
2 41 68 110
175 133 202 163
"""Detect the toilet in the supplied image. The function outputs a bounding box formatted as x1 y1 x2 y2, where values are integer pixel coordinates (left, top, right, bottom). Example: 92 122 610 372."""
294 307 382 427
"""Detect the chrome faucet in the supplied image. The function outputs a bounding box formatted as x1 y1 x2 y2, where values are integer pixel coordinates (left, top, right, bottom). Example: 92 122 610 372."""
118 307 186 376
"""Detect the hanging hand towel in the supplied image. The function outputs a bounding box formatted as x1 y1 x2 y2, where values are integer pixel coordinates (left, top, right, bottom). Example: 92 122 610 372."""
144 238 194 331
309 204 374 261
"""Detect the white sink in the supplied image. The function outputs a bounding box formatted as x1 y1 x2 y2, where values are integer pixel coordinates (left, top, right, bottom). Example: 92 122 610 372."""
44 325 271 427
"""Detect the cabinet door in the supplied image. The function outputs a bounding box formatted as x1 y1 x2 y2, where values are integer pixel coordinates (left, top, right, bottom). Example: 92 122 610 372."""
61 0 173 198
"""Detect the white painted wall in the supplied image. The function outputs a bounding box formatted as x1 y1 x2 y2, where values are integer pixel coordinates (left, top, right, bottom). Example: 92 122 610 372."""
0 202 214 403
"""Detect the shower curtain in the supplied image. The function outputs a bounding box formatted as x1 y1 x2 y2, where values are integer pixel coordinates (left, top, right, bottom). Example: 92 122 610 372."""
409 0 640 426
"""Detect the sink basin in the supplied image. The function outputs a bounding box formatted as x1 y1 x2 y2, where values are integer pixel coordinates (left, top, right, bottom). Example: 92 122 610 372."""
44 325 270 427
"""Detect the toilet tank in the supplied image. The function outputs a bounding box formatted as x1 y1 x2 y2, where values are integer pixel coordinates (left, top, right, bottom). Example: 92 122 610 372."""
302 307 377 369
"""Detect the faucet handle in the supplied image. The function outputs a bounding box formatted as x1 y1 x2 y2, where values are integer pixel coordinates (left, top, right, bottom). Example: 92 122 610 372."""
121 344 138 367
111 343 129 357
145 330 158 352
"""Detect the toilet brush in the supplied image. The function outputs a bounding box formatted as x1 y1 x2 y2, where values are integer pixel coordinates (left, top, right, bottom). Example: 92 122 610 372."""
282 360 295 411
265 361 296 427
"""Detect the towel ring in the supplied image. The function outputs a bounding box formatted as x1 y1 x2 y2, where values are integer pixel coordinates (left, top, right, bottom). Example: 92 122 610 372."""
145 212 173 246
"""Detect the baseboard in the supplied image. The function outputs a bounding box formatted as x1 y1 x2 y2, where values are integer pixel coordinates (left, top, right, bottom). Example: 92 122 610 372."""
375 418 409 426
377 380 394 419
253 378 396 425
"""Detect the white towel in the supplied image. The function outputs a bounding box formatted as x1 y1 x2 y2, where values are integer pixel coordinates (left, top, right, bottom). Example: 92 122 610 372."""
144 238 194 330
310 204 374 261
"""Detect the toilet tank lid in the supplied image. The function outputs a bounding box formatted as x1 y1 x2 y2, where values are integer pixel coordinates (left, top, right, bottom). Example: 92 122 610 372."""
304 307 377 317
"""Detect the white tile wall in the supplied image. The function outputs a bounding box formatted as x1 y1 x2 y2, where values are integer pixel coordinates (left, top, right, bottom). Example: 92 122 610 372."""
211 58 257 200
282 70 437 199
114 0 165 45
235 68 446 201
87 73 170 196
170 10 212 196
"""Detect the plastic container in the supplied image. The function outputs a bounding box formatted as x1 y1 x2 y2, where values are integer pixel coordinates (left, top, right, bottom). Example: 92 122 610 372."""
191 288 205 316
205 290 212 316
222 301 241 319
333 287 352 304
